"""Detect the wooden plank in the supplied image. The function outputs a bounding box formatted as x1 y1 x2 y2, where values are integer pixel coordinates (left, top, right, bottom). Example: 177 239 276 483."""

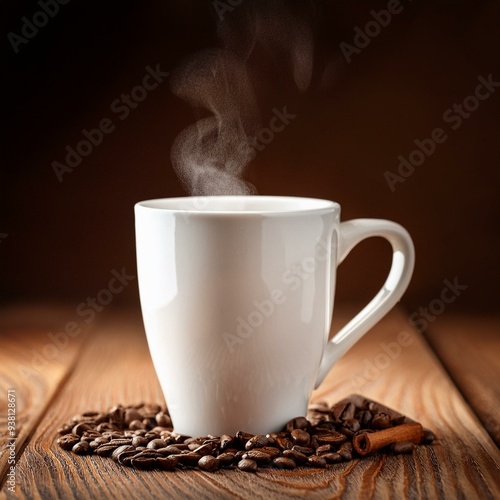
424 314 500 447
3 306 500 499
0 305 93 487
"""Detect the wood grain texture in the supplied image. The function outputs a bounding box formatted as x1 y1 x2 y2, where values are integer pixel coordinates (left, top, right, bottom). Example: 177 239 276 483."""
2 306 500 499
424 314 500 447
0 305 92 485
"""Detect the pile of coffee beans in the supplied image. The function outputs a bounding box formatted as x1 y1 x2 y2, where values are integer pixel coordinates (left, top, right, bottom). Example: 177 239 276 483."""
56 395 435 473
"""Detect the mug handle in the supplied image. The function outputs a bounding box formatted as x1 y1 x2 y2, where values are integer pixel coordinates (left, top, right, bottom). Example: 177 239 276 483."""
315 219 415 388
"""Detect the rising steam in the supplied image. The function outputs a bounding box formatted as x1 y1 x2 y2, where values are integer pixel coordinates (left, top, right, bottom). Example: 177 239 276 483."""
170 1 315 196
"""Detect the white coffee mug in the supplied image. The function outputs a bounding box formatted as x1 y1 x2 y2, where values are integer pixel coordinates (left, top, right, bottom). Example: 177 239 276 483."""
135 196 414 436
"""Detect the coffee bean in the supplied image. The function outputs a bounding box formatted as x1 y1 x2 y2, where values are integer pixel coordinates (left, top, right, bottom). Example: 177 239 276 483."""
310 435 320 449
131 456 156 470
272 457 296 469
72 441 91 455
198 455 220 472
96 423 117 433
338 442 353 461
109 438 132 447
244 450 272 465
90 436 109 447
316 432 346 446
422 429 436 444
285 416 309 433
133 450 162 459
132 436 148 448
183 437 199 444
192 443 213 456
372 413 391 430
245 434 269 450
292 445 314 456
155 411 172 428
121 455 136 467
217 452 236 467
172 443 190 450
343 418 361 433
259 446 280 458
235 431 254 447
265 434 277 446
340 402 356 421
276 437 293 451
331 401 349 421
391 441 415 454
157 456 179 471
108 405 125 426
315 422 335 432
143 418 157 430
96 444 119 457
118 450 140 465
315 444 331 455
147 439 167 450
340 427 355 439
72 423 92 437
290 429 310 446
237 458 258 472
162 445 184 455
124 409 143 426
81 432 102 444
172 433 191 444
359 410 373 426
82 411 99 418
283 449 307 465
57 434 80 450
112 445 135 462
307 456 326 468
176 453 202 466
129 420 145 430
220 434 234 451
322 452 342 464
57 424 75 435
391 415 407 426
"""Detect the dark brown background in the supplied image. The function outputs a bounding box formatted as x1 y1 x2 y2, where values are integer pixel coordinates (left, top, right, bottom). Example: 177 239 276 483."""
1 0 499 314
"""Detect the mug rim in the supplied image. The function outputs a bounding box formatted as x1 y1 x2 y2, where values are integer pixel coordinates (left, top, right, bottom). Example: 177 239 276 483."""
135 195 339 215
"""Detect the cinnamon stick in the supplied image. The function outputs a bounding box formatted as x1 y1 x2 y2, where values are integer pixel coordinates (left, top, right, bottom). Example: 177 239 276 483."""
352 423 423 456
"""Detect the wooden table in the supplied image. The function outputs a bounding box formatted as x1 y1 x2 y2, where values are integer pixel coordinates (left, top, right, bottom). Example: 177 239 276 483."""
1 304 499 499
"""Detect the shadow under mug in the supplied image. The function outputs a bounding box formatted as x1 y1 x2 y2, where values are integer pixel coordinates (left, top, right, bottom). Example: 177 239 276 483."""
135 196 415 436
